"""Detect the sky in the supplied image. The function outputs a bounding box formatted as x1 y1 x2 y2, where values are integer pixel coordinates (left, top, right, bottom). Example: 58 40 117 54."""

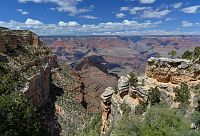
0 0 199 35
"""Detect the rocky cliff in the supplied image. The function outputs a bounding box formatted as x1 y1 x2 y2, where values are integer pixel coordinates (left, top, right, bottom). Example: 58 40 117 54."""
0 27 56 109
0 27 41 53
72 55 118 112
146 57 200 84
101 57 200 135
0 27 88 135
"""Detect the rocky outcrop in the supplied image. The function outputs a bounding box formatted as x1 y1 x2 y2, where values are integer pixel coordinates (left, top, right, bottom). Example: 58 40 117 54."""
101 57 200 134
101 87 115 133
145 57 200 84
22 64 51 108
118 76 129 94
0 27 42 53
0 26 59 109
20 56 57 108
101 75 148 134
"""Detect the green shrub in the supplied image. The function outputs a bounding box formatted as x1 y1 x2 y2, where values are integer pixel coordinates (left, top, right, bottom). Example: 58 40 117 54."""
112 105 194 136
120 103 131 115
142 105 191 136
0 74 16 95
193 47 200 60
168 50 177 58
191 111 200 129
148 87 161 106
0 62 8 76
79 113 102 136
182 50 193 60
135 102 147 115
174 82 190 104
182 47 200 61
112 115 142 136
0 93 50 136
129 72 138 87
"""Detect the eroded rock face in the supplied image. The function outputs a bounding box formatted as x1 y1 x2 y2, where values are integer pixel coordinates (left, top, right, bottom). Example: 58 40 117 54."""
101 87 115 103
101 87 115 133
24 65 51 108
101 57 200 134
0 28 42 53
118 76 129 92
101 76 148 134
21 56 57 109
145 57 200 84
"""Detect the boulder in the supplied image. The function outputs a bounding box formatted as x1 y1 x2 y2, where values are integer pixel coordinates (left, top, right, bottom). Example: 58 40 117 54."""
118 76 129 92
101 87 115 103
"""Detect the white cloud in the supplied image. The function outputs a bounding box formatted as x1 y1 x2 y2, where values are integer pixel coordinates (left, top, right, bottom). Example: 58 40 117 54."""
0 19 163 35
25 18 44 25
182 21 193 27
142 9 170 18
116 13 126 18
18 0 93 15
80 15 98 19
140 0 156 4
58 21 79 27
182 5 200 13
16 9 29 15
182 21 200 27
92 30 198 35
165 18 175 21
120 7 129 11
129 7 151 14
1 19 199 35
172 3 182 9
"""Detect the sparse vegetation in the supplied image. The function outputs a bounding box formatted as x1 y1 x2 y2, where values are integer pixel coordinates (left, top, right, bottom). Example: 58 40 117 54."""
0 93 50 136
78 113 102 136
182 50 193 60
182 47 200 62
174 82 190 104
120 103 131 115
168 50 177 58
129 72 138 87
148 87 161 106
112 104 196 136
135 101 147 115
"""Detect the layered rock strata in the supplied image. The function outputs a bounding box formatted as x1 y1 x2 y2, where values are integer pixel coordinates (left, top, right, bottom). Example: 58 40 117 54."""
101 75 148 134
146 57 200 84
101 87 115 133
0 27 41 53
101 57 200 134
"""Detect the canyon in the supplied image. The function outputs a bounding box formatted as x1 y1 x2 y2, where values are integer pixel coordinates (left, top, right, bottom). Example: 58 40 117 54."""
41 35 200 112
1 27 200 135
41 35 200 75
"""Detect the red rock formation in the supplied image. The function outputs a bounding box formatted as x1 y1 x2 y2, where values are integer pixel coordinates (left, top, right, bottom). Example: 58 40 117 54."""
21 56 57 108
74 56 118 112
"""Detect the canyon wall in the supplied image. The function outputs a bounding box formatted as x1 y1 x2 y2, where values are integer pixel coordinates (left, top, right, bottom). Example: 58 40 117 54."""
101 57 200 135
146 57 200 84
0 27 42 53
21 55 57 108
0 27 57 109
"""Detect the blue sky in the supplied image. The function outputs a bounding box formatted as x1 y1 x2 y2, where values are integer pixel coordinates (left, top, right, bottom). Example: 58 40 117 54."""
0 0 199 35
